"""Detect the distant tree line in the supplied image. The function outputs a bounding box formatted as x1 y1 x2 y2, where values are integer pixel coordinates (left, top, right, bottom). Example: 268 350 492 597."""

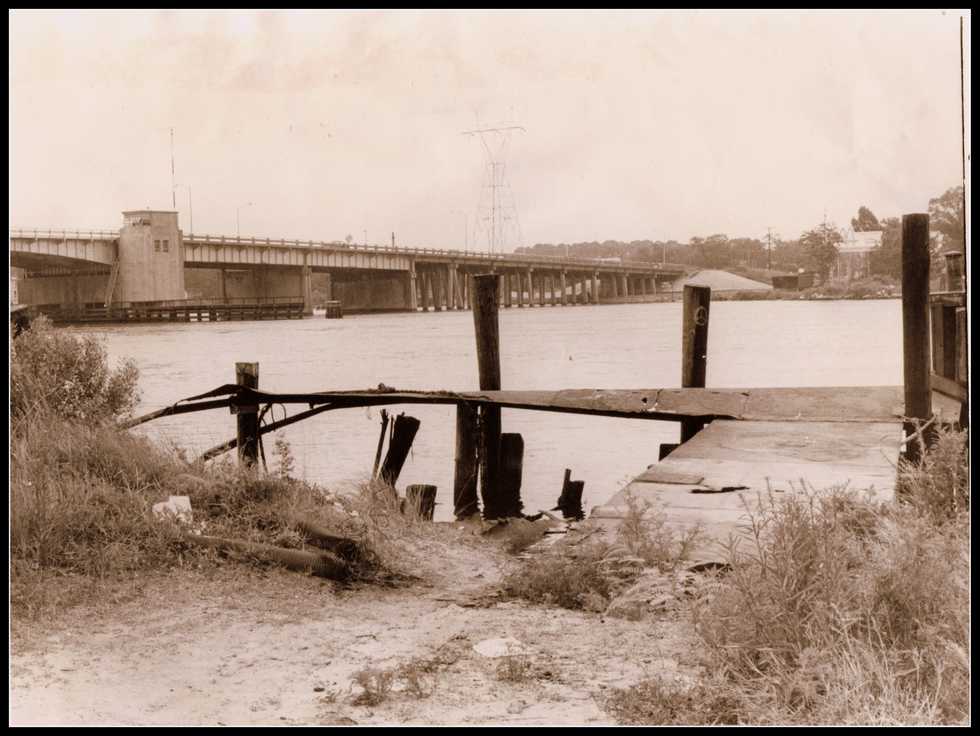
517 185 964 283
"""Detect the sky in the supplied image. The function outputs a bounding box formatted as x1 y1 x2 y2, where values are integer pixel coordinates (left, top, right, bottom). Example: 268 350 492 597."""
8 10 970 251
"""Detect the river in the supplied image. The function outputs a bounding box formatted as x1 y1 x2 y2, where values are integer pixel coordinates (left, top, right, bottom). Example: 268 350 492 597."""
76 299 903 521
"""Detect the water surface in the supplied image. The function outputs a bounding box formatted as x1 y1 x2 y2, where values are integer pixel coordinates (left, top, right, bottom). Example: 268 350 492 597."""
77 300 903 520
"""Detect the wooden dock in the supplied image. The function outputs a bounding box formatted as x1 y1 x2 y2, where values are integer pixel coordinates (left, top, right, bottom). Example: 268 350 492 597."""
591 417 905 565
35 299 306 324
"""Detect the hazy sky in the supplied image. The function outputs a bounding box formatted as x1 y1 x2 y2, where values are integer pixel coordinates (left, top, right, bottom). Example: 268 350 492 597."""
9 10 970 250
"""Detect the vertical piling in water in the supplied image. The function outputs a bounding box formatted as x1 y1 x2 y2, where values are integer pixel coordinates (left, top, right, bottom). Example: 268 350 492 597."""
472 274 503 519
681 285 711 443
499 433 525 518
453 402 480 519
901 213 933 461
378 414 421 488
235 362 260 466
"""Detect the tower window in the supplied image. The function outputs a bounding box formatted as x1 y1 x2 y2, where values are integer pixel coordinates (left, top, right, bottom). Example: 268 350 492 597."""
162 239 169 252
154 240 161 252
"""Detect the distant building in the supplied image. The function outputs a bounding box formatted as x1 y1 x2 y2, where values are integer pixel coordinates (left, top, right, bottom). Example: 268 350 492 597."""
832 229 882 282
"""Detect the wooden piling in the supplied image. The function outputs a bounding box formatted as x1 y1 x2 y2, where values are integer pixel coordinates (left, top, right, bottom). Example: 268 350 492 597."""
499 433 525 518
901 213 933 461
235 362 260 466
681 285 711 443
472 274 504 519
405 484 438 521
377 413 421 488
453 402 480 519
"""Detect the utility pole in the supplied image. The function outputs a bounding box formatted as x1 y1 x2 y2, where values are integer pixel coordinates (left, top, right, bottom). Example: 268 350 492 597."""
392 232 395 249
170 127 176 209
767 227 773 271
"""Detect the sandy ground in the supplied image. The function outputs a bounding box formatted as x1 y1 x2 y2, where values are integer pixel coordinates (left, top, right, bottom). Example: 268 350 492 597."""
9 528 702 726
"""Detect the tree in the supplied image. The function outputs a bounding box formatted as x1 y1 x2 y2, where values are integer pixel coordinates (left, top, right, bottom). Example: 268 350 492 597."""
868 217 902 280
850 206 881 232
800 222 843 280
928 186 965 254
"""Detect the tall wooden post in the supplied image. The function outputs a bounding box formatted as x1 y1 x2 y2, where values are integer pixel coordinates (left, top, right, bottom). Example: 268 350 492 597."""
901 213 933 461
453 402 480 518
499 433 524 518
472 274 503 519
592 273 600 304
235 362 260 466
560 271 567 305
681 285 711 443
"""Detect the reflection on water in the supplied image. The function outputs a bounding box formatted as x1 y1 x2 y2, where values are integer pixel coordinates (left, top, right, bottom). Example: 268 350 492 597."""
76 300 903 520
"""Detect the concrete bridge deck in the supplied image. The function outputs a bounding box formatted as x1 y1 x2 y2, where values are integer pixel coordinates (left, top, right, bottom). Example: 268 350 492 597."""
10 214 689 316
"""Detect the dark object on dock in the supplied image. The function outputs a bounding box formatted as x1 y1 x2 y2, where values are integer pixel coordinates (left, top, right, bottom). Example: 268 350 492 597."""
498 433 525 519
554 469 585 520
181 531 349 580
453 403 480 519
322 300 343 318
405 484 438 521
658 443 679 460
372 409 390 478
10 304 37 337
377 413 421 487
901 214 934 461
472 274 503 520
681 285 711 443
235 362 260 467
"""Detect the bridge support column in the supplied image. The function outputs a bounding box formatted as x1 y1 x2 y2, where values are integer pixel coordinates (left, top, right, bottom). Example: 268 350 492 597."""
592 273 600 304
503 274 511 308
580 277 589 304
524 269 532 307
560 271 567 305
620 274 629 297
421 272 432 311
639 275 647 297
611 274 619 298
405 268 417 311
302 264 314 315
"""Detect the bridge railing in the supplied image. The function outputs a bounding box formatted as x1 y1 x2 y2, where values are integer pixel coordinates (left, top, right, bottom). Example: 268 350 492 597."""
184 233 687 271
9 228 120 240
10 227 687 272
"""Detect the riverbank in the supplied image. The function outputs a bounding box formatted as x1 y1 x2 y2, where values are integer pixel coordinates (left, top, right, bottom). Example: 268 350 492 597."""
10 314 968 725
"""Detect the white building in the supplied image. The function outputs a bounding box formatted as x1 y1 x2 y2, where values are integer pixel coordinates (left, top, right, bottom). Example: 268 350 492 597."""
832 229 882 282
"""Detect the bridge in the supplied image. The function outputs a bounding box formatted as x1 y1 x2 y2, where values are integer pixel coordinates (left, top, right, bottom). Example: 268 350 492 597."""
10 210 689 316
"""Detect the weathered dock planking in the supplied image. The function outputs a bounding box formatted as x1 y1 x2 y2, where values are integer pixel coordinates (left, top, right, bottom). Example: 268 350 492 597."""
591 418 905 564
126 385 910 430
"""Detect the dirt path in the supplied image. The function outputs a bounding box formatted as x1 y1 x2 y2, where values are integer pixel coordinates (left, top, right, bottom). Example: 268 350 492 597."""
10 536 700 726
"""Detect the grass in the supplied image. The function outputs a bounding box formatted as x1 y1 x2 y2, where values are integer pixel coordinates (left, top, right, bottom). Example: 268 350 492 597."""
605 426 970 725
502 493 702 611
9 317 464 620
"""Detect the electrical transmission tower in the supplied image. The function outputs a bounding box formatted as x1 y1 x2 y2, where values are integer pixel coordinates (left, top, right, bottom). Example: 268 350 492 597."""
462 124 526 255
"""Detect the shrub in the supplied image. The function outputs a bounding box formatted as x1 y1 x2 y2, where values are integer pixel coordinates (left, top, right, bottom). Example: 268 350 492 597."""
10 316 140 425
689 474 970 725
897 425 969 523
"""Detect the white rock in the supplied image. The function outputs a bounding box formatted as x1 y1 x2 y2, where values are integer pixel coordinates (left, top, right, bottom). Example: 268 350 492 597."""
472 637 529 658
152 495 194 526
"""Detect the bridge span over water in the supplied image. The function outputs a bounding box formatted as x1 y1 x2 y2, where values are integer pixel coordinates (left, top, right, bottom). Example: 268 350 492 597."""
10 210 689 315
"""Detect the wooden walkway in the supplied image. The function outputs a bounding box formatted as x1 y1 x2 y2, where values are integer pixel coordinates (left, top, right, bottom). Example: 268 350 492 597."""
590 418 904 565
